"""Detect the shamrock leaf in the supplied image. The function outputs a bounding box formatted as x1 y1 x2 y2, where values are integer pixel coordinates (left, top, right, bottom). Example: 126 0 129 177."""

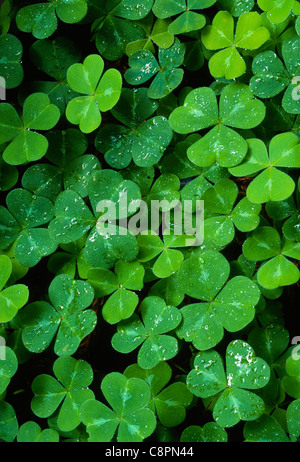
20 274 96 356
153 0 216 34
287 399 300 442
0 346 18 394
282 355 300 399
139 172 181 210
229 133 300 203
16 0 88 39
0 243 29 286
160 134 228 179
0 255 29 323
79 372 156 442
126 17 175 54
111 296 182 369
0 93 60 165
201 11 270 79
20 128 93 203
180 422 227 442
0 34 23 89
0 188 57 267
124 361 193 427
246 323 291 413
216 0 254 16
243 414 290 442
247 324 290 368
0 150 19 192
258 0 300 24
48 170 140 269
282 201 300 242
176 250 261 350
187 340 270 427
66 54 122 133
87 260 145 324
47 235 92 279
45 128 88 167
201 179 261 248
137 232 190 279
0 402 18 442
0 0 11 35
93 0 153 60
95 87 173 168
149 272 185 307
17 421 59 443
124 39 185 99
31 356 94 432
169 83 266 167
250 36 300 114
28 37 82 114
20 127 99 203
22 153 101 203
243 226 300 289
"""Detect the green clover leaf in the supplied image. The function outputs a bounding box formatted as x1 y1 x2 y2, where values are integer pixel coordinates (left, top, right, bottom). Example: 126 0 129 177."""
0 93 60 165
47 235 92 279
93 1 153 61
124 361 193 427
137 231 189 279
258 0 300 24
169 83 266 167
176 250 261 350
16 0 88 39
229 133 300 203
287 399 300 441
126 17 175 54
0 0 11 35
17 421 59 443
0 346 18 394
66 54 122 133
87 260 145 324
282 355 300 399
20 274 96 356
243 414 290 442
149 272 185 307
180 422 228 442
0 34 23 89
95 87 173 168
216 0 254 17
79 372 156 442
124 39 185 99
243 226 300 289
247 324 290 368
201 11 270 79
187 340 270 427
31 356 94 432
22 153 101 203
28 37 82 114
0 255 29 323
111 296 182 369
160 135 229 180
0 401 18 442
0 149 19 192
250 36 300 114
153 0 216 34
201 179 261 248
48 170 140 269
0 188 57 267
